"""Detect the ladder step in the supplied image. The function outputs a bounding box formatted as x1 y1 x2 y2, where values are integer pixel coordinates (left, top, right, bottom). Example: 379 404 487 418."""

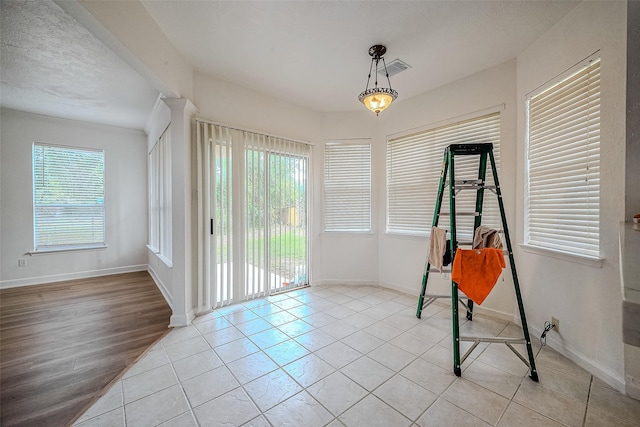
440 212 479 216
449 179 484 185
445 143 493 155
445 180 496 191
454 184 496 191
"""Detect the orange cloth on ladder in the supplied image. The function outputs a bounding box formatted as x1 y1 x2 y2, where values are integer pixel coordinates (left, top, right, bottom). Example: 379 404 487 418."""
451 248 505 305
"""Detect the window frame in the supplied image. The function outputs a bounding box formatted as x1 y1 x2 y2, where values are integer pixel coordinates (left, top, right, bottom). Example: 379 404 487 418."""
148 125 172 266
31 142 106 253
524 54 601 263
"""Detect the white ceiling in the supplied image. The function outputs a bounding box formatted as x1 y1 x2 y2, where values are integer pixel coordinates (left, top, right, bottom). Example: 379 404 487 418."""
0 0 158 130
0 1 580 129
141 0 580 113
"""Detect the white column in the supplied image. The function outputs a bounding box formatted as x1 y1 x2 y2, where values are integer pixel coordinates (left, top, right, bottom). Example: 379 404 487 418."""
163 98 199 327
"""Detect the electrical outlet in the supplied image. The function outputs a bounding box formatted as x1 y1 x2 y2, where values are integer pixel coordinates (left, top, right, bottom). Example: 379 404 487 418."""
18 258 27 267
551 316 559 332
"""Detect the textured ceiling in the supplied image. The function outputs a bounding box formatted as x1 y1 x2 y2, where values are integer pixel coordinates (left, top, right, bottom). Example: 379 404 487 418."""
141 0 580 113
0 0 158 130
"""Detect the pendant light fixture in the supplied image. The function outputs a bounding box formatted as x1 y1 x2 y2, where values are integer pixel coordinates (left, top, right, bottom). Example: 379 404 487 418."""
358 44 398 116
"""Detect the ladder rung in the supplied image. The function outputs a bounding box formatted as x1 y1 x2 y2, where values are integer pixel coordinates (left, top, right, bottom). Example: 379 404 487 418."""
436 228 504 234
456 247 510 255
459 336 526 344
440 212 479 217
447 179 483 186
455 185 496 191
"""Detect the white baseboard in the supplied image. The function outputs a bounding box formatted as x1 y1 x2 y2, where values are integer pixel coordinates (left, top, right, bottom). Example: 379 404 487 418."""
529 324 626 393
312 279 379 287
147 264 173 310
378 280 420 296
0 264 147 289
169 308 195 328
146 266 195 328
625 375 640 400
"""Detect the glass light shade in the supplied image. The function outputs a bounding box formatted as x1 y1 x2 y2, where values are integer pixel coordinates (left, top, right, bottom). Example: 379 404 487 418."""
359 87 398 115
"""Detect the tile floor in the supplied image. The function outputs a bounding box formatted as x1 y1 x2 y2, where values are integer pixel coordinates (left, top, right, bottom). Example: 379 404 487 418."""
74 285 640 427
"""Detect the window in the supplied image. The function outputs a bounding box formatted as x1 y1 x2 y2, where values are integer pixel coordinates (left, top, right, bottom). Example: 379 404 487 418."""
323 140 372 232
387 113 501 237
148 126 172 262
526 56 600 258
32 143 105 251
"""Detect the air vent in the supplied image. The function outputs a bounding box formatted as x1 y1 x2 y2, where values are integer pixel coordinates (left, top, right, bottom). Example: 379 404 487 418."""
378 59 410 77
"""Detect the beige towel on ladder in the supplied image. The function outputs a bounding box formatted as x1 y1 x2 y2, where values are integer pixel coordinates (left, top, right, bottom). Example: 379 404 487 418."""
429 226 447 272
473 225 503 249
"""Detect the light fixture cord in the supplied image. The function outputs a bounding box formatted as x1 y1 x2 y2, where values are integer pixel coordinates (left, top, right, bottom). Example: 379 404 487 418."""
364 58 375 92
382 57 393 91
374 57 380 89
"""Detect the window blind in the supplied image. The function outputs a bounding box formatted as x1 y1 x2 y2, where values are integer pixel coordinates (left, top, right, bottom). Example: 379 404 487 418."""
324 141 372 232
198 120 311 309
526 58 600 257
386 113 501 237
245 133 310 295
33 143 105 250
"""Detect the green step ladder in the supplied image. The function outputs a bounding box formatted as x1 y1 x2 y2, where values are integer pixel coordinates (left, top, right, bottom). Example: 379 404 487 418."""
416 143 538 381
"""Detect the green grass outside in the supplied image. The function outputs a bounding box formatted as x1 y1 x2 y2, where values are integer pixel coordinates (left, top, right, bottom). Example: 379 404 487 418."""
216 227 306 265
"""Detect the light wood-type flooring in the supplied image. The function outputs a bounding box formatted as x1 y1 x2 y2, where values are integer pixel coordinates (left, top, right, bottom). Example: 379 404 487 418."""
0 271 171 426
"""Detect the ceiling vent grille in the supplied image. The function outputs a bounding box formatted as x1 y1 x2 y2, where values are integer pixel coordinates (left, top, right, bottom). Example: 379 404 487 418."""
378 59 410 77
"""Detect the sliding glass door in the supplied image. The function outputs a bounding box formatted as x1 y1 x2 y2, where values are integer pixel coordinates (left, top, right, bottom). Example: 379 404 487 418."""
202 122 309 309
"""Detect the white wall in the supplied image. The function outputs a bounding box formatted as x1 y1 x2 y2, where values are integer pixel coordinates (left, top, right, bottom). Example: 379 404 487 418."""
315 110 380 286
516 1 627 389
0 109 148 287
193 71 321 144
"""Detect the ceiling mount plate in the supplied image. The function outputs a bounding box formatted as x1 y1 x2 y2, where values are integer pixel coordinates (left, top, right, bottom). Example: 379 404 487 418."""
368 45 387 59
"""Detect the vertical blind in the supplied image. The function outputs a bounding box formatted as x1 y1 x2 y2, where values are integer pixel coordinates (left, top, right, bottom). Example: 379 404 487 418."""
324 141 372 232
245 132 309 296
196 120 310 311
386 113 501 237
526 58 601 257
211 124 234 306
33 143 105 250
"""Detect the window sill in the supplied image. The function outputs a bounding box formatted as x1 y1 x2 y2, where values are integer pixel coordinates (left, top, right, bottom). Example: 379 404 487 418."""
147 246 173 268
28 245 108 255
158 254 173 268
519 243 603 268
